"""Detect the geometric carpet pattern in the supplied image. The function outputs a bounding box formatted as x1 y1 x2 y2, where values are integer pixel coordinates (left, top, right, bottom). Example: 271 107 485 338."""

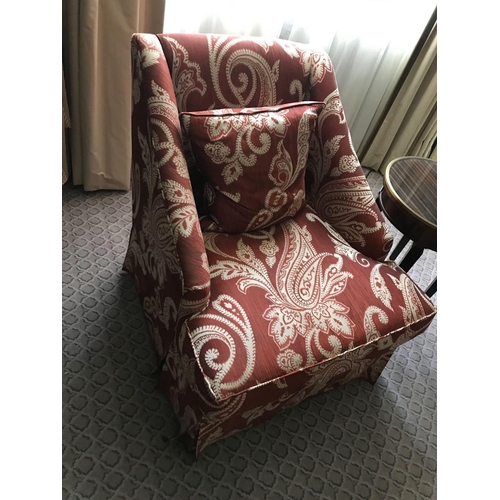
62 169 437 499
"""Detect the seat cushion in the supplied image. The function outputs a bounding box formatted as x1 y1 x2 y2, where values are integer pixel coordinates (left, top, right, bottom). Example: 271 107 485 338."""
179 102 324 232
186 205 436 402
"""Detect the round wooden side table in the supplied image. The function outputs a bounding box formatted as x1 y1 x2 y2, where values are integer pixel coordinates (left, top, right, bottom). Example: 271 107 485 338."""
376 156 437 296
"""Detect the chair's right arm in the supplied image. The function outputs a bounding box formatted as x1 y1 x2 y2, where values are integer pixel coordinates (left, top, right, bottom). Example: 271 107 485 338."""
305 48 394 262
127 34 210 353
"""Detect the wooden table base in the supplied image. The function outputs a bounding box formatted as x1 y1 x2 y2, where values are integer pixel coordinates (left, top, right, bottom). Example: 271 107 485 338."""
378 189 437 298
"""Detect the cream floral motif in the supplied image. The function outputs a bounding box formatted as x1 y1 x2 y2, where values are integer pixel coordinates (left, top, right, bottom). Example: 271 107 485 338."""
135 33 162 67
370 264 393 310
273 378 288 389
307 90 347 196
364 306 389 342
279 40 302 59
161 180 199 242
390 273 428 327
381 222 395 255
246 210 274 233
374 273 435 352
320 89 345 125
208 35 279 107
140 48 161 68
205 107 289 140
161 180 196 206
148 81 180 130
189 295 256 400
304 210 347 241
298 48 333 87
139 191 180 285
143 78 204 245
237 227 279 268
163 36 207 110
331 155 360 177
166 322 248 453
130 39 210 321
296 109 319 180
208 219 356 366
304 212 371 267
202 108 291 186
132 35 161 105
316 176 383 248
277 348 304 373
277 41 309 100
244 107 319 231
323 135 344 174
219 190 241 203
131 128 181 284
305 84 391 256
289 80 305 100
268 140 296 190
150 115 189 176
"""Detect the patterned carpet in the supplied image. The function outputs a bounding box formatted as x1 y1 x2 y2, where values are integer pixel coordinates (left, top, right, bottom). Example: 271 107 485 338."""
62 169 437 500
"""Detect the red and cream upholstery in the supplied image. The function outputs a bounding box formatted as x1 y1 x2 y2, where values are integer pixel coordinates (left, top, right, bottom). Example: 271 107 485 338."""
123 33 437 455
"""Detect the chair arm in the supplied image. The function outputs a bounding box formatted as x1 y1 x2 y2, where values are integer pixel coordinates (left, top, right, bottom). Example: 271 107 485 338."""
305 49 393 261
131 34 210 314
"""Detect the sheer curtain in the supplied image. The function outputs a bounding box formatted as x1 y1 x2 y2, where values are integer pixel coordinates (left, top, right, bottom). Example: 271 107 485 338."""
163 0 436 152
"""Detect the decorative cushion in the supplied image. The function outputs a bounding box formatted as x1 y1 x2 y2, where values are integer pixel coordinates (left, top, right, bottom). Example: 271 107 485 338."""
186 205 437 402
179 101 324 233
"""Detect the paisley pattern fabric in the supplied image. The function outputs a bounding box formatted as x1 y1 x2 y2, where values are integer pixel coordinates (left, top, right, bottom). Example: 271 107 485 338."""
158 33 393 260
124 33 437 456
188 206 436 403
180 102 323 232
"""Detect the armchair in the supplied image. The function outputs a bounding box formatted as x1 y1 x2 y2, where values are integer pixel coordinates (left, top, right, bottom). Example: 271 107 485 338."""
123 33 437 456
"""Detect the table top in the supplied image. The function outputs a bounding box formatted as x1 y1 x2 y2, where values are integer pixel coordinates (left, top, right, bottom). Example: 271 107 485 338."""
384 156 437 230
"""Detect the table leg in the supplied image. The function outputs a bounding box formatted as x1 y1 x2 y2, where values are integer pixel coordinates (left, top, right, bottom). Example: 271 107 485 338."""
426 277 437 297
376 188 383 211
390 235 411 261
398 244 424 272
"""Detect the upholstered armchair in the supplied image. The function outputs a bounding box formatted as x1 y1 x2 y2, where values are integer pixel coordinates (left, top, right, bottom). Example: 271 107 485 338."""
123 33 437 456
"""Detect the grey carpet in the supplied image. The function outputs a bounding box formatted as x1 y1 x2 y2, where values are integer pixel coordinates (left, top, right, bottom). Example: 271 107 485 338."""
62 170 437 500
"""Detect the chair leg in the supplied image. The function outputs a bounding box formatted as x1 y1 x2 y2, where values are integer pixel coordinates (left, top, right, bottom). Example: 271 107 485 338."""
376 188 383 211
426 277 437 297
390 235 411 261
398 244 424 272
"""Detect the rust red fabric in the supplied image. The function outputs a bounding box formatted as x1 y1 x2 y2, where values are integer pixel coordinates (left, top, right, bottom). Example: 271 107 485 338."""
124 33 437 456
180 102 324 232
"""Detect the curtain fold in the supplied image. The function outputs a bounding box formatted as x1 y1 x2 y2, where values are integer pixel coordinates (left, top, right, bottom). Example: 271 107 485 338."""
62 0 166 191
63 69 71 185
359 17 437 173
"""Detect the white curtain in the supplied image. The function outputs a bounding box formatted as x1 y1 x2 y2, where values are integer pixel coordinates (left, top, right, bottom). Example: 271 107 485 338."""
163 0 436 152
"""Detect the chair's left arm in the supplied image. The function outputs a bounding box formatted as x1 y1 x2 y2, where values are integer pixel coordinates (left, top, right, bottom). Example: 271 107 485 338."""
130 33 210 317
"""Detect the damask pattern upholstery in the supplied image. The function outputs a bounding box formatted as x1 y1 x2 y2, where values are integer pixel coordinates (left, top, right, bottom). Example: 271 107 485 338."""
124 33 437 455
180 102 324 232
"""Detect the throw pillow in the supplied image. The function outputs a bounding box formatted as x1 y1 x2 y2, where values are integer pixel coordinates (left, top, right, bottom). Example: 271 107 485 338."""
179 101 324 233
